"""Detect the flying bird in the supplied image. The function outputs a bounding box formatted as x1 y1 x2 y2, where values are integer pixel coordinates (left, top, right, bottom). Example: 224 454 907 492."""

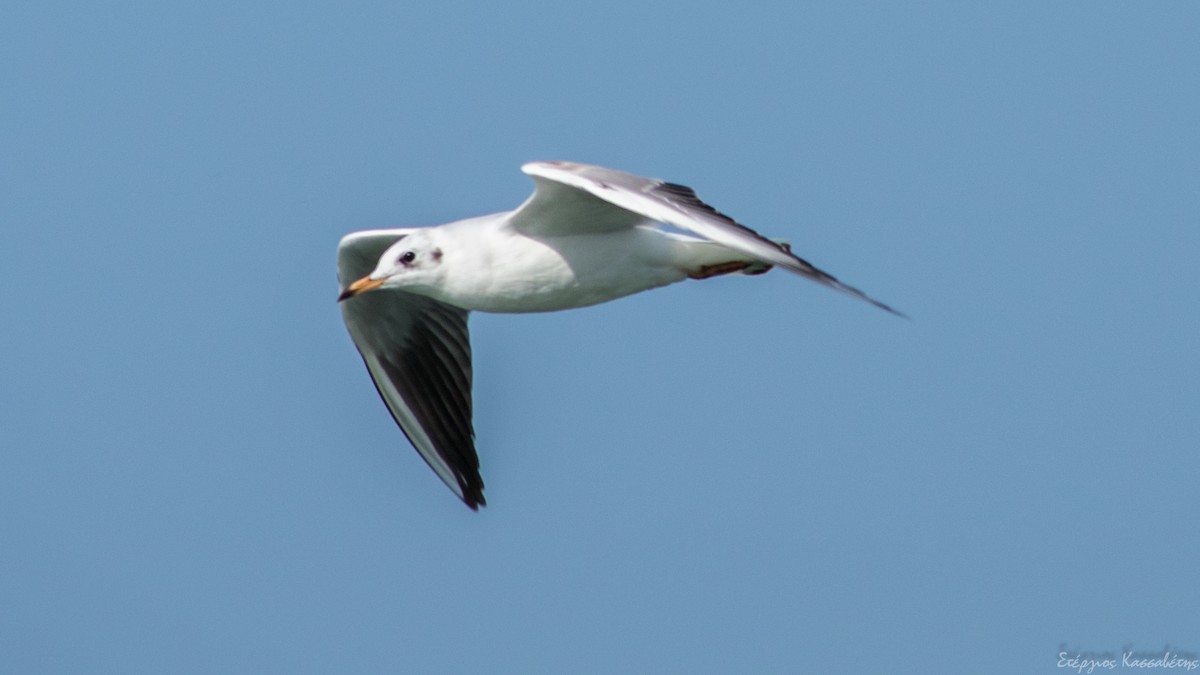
337 161 901 509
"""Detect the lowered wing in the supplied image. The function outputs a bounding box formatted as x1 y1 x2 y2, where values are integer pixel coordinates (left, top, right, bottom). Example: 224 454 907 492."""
337 230 484 509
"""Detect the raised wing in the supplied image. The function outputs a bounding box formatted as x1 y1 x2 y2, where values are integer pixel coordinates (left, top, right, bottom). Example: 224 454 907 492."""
337 230 484 509
519 161 904 317
509 168 649 235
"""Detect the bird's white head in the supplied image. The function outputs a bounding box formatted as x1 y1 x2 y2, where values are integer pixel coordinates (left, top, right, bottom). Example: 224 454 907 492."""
338 232 446 301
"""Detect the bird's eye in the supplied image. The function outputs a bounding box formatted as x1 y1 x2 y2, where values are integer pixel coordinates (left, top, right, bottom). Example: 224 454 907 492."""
399 251 416 265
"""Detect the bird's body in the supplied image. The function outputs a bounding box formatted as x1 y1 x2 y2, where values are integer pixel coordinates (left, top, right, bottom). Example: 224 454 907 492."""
385 214 697 313
337 161 901 509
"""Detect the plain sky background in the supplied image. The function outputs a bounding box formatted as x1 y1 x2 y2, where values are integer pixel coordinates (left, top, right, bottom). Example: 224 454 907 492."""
3 2 1198 673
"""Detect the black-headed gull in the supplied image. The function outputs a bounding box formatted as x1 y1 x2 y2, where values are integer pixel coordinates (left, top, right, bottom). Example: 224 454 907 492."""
337 161 901 509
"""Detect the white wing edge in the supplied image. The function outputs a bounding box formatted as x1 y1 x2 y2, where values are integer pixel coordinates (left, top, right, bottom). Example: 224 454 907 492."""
360 351 465 502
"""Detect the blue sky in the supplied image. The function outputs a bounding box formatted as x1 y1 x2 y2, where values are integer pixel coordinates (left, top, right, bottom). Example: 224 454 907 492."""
2 2 1198 673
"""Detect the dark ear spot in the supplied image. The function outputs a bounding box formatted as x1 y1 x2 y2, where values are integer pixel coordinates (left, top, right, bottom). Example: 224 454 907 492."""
431 248 443 262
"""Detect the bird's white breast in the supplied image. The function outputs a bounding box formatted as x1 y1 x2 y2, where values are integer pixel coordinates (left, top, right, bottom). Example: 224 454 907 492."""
431 220 687 313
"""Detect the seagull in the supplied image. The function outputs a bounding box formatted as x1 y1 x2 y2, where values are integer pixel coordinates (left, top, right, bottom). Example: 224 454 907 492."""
337 160 902 509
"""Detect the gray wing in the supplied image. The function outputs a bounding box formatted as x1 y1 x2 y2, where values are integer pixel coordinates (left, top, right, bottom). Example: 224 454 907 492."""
337 230 484 509
517 161 904 317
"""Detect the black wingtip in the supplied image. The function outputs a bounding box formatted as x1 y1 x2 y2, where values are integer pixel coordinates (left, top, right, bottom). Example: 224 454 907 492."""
851 293 908 319
462 491 486 511
459 476 486 511
874 300 910 320
784 248 908 319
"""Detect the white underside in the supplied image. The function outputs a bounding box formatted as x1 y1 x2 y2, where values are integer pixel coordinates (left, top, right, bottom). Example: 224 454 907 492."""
425 218 753 314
